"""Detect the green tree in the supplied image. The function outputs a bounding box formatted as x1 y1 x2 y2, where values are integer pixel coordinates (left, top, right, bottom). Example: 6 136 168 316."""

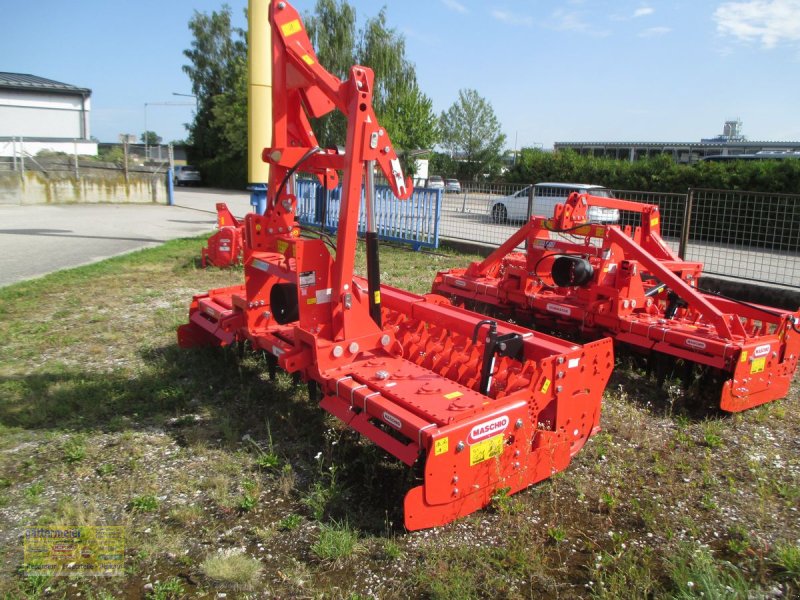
140 131 162 145
182 5 246 161
439 89 506 180
359 8 438 174
305 0 357 149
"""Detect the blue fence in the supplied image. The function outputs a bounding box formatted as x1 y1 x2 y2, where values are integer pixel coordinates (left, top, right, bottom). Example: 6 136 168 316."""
294 179 442 250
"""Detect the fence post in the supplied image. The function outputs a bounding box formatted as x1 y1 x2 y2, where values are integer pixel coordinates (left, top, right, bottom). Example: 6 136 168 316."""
678 187 694 259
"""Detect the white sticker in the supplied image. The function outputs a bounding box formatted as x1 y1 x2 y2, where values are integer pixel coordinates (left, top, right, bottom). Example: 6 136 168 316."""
685 339 706 350
568 358 580 368
383 411 402 430
315 288 332 304
546 303 572 317
299 271 316 288
753 344 771 357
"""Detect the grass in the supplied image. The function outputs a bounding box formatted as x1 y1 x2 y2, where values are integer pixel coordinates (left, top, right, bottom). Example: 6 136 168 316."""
0 233 798 598
200 549 263 590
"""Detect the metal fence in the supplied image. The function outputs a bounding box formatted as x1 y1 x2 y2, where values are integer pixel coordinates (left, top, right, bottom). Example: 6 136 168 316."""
430 181 800 289
294 178 442 250
684 188 800 288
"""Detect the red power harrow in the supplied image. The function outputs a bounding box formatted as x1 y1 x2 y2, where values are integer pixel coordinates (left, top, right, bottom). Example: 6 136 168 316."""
432 194 800 412
201 203 244 268
177 0 613 530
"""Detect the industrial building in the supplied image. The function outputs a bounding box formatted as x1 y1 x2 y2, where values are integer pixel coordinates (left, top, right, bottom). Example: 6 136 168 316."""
0 72 97 158
555 120 800 163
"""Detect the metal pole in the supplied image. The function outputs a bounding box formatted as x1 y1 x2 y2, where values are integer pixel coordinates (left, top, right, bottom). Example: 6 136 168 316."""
20 136 25 176
365 160 382 327
12 137 17 172
679 188 694 260
74 140 79 178
144 103 148 162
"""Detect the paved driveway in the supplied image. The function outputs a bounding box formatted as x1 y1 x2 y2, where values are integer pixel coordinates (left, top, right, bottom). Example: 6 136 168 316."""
0 188 252 287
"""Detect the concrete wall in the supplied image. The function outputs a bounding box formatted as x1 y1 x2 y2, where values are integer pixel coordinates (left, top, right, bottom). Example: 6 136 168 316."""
0 161 167 205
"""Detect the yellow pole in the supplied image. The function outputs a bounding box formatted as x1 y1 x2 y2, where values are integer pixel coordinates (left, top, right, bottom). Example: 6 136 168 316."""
248 0 271 189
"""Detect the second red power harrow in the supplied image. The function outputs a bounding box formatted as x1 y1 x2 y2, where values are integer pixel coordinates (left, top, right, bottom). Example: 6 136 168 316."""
433 194 800 412
177 0 613 530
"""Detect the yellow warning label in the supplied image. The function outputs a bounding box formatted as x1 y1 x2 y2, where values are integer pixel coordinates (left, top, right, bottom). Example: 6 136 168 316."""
650 217 659 227
220 217 226 226
751 357 766 374
301 54 315 66
541 378 551 393
444 391 463 400
740 351 748 363
470 434 504 466
276 240 289 254
434 437 449 456
374 290 381 304
281 19 302 37
306 298 317 305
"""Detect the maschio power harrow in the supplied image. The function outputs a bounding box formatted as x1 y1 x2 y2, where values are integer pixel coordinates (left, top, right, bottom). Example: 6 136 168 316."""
177 0 613 530
432 194 800 412
201 203 243 268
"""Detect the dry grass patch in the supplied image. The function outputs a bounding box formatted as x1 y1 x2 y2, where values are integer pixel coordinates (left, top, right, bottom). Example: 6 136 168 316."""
201 549 263 590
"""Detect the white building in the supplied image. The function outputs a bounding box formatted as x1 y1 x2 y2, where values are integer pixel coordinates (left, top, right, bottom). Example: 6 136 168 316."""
0 72 97 157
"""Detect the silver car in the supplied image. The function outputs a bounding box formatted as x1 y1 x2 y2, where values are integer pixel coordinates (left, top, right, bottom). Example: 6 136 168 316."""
174 165 202 186
489 182 619 223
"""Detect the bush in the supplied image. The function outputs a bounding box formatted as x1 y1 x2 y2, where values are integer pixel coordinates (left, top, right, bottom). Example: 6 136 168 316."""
505 149 800 195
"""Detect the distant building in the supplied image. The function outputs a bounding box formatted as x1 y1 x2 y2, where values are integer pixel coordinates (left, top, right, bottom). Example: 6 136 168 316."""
554 121 800 164
0 72 97 158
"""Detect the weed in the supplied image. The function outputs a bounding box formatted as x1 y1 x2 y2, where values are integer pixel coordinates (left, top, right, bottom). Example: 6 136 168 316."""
279 513 303 531
383 538 404 560
149 577 185 600
238 492 257 512
311 521 364 564
201 549 263 591
666 543 753 599
130 494 159 512
95 463 115 476
547 526 567 543
277 463 296 496
25 482 45 500
772 543 800 583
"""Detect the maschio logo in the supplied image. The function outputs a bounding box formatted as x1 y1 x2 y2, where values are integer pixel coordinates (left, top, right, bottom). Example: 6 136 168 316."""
753 344 771 357
468 415 509 444
382 411 402 430
685 338 706 350
546 303 571 317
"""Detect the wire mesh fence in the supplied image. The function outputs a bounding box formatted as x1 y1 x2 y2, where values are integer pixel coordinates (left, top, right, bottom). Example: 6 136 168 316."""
685 188 800 288
432 181 799 289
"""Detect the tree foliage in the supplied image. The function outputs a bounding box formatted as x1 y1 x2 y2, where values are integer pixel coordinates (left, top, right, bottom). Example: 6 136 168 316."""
439 89 506 181
182 5 246 161
182 0 437 187
140 131 162 145
304 0 356 149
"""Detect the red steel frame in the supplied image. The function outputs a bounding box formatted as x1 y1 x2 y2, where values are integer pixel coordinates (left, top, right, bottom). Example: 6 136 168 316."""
177 0 614 530
432 194 800 412
201 203 243 268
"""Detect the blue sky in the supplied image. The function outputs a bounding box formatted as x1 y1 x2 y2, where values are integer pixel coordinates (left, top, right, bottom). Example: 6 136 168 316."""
3 0 799 148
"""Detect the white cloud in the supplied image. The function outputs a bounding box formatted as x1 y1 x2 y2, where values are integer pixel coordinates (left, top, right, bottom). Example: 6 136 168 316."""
550 9 589 32
633 7 655 18
638 26 672 37
714 0 800 48
491 9 533 27
441 0 468 14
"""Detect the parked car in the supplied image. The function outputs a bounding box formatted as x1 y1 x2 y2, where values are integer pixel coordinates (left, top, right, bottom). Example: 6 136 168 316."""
445 178 461 193
489 182 619 223
427 175 444 190
174 165 202 186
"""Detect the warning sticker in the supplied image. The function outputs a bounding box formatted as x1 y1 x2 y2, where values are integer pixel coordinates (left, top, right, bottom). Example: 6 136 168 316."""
281 19 302 37
444 391 463 400
469 434 504 466
750 357 766 374
541 378 551 394
434 437 449 456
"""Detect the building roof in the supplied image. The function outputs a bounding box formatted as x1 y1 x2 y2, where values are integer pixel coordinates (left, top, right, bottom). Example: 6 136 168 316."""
0 72 91 96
